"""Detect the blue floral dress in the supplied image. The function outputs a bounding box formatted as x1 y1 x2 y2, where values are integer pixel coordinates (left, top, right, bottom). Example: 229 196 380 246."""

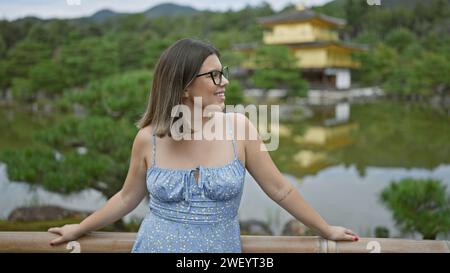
132 117 246 253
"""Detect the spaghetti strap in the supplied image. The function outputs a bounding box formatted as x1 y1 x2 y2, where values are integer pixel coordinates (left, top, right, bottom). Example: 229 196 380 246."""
151 133 156 166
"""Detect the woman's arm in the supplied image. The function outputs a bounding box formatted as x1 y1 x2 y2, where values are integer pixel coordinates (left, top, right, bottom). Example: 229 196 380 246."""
236 113 359 241
48 128 150 246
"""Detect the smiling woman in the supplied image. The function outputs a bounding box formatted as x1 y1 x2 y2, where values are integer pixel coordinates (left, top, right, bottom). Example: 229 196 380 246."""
47 38 359 253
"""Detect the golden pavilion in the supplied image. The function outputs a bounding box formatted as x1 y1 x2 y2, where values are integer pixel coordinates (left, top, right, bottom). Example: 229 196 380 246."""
237 4 365 90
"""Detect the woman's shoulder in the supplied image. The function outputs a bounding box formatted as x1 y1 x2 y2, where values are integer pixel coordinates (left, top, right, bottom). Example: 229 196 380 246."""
134 125 154 148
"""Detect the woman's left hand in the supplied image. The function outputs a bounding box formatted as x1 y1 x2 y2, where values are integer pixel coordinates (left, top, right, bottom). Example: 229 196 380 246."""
324 225 359 241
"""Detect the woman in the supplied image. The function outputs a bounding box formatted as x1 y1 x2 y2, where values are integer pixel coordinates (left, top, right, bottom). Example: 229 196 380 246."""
48 38 359 252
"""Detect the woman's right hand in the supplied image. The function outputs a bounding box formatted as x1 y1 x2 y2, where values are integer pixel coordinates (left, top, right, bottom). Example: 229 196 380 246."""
48 224 83 246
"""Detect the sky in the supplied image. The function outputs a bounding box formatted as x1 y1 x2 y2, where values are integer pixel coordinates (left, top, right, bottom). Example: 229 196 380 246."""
0 0 333 21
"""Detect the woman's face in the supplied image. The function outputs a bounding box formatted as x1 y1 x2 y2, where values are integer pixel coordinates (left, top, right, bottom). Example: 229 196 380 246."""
183 54 229 111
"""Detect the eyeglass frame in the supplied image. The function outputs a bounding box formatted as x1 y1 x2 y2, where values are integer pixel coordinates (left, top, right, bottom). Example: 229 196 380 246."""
195 66 229 86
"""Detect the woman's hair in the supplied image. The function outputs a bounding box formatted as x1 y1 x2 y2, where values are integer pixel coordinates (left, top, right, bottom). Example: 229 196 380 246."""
136 38 220 136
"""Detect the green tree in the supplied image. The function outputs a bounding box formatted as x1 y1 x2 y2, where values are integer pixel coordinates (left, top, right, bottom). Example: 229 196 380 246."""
28 60 66 97
5 39 65 100
385 27 416 52
0 34 6 58
344 0 370 38
0 33 7 92
250 45 308 99
380 178 450 240
116 33 147 71
11 77 34 101
142 38 175 70
116 13 148 33
58 70 151 120
220 50 245 70
225 81 245 106
46 20 74 46
1 70 151 198
353 43 398 87
416 47 450 98
58 37 119 88
5 40 51 80
25 23 53 45
0 60 7 93
0 18 34 50
381 43 425 97
377 41 450 99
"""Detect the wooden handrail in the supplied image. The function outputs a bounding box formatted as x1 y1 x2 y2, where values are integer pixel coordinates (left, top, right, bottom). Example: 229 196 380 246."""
0 232 448 253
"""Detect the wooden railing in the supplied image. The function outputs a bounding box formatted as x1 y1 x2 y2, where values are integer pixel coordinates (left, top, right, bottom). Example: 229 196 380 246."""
0 232 449 253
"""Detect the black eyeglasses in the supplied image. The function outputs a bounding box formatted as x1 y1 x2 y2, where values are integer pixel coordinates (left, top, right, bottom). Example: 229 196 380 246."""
195 66 229 86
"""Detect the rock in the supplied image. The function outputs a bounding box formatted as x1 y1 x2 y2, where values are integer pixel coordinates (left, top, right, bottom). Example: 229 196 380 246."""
7 205 92 222
239 219 273 235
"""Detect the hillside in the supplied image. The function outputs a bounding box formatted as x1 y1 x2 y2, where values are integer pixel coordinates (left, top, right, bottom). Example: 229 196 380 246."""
88 3 199 22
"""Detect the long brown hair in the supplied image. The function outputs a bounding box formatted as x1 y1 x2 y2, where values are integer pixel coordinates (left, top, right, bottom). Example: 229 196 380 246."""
136 38 220 137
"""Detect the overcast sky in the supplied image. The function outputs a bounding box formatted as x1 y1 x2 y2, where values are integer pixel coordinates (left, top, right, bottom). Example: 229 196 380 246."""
0 0 333 21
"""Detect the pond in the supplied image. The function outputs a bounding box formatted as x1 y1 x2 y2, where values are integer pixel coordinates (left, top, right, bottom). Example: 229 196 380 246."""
1 100 449 239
